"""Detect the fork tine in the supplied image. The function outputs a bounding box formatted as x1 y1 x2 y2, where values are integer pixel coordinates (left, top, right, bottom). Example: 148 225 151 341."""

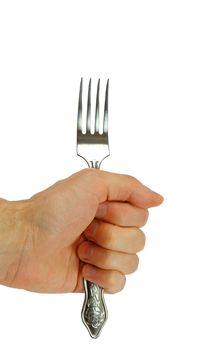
77 77 83 132
86 78 91 133
95 79 100 133
103 79 109 134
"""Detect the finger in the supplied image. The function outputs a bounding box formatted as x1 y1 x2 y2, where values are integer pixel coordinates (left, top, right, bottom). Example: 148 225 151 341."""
67 168 164 209
82 264 126 294
78 241 139 275
84 220 145 254
96 202 149 227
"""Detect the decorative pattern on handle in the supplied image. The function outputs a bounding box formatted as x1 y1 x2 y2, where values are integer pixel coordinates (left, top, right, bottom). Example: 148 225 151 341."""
82 280 107 338
81 160 108 338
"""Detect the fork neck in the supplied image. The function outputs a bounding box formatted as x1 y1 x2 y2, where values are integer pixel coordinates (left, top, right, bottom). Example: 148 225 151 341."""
87 160 101 169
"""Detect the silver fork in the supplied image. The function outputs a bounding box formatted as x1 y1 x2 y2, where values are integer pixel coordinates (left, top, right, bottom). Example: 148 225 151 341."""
77 78 110 338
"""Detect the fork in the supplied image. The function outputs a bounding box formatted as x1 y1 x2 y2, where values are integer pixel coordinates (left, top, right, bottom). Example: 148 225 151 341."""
77 78 110 338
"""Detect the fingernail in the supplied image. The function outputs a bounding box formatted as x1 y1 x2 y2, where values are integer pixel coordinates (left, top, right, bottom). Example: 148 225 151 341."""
151 190 162 196
83 244 93 258
96 203 107 217
85 265 97 277
85 221 98 237
145 186 164 199
151 191 164 201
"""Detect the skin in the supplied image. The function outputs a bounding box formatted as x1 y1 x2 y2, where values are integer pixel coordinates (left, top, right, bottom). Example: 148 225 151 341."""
0 168 163 294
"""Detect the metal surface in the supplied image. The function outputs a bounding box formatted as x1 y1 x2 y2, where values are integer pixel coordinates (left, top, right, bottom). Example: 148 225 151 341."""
77 78 110 338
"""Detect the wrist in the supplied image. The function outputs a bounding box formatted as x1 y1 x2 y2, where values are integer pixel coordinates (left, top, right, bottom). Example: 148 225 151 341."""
0 198 31 286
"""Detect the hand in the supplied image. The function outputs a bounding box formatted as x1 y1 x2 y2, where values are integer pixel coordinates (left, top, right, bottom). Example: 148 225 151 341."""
0 169 163 293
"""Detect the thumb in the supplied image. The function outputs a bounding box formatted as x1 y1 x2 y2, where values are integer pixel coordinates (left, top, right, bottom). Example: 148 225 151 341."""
71 169 164 209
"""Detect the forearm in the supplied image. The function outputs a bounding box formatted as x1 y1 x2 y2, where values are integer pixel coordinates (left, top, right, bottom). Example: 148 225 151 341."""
0 198 29 285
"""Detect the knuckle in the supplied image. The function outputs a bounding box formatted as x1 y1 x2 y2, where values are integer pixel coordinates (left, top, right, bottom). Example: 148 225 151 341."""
136 230 146 251
80 168 97 181
141 231 146 249
128 254 139 273
140 208 149 226
106 272 117 289
102 224 115 248
124 174 136 182
117 215 127 227
103 252 112 268
107 272 126 293
116 274 126 293
79 168 105 202
80 168 94 175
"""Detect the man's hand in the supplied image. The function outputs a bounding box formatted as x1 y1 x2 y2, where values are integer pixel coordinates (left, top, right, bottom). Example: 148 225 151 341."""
0 169 163 293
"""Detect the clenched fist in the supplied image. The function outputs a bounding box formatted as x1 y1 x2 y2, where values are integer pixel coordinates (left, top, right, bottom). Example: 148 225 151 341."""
0 169 163 294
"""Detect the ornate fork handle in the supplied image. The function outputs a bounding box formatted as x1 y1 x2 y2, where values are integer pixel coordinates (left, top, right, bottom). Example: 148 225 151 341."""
82 280 107 338
81 161 108 338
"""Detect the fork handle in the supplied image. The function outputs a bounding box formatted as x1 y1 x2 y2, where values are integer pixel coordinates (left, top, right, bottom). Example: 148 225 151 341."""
81 161 108 338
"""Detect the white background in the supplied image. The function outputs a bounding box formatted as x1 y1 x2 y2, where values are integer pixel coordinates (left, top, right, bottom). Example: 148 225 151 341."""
0 0 202 349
